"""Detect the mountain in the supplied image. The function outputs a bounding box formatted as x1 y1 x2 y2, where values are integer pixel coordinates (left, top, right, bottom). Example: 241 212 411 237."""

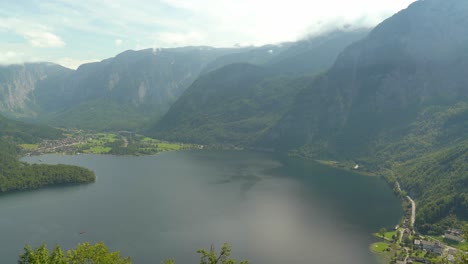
33 47 244 130
266 29 370 75
199 44 293 74
263 0 468 232
0 31 369 131
148 30 369 144
149 64 310 145
201 29 370 76
267 0 468 154
0 63 72 117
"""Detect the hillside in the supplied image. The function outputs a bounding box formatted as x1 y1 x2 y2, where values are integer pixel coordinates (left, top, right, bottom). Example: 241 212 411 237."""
149 30 369 145
149 64 309 145
0 113 63 143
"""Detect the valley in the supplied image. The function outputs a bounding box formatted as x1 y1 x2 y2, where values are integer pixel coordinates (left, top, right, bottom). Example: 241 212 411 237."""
0 0 467 263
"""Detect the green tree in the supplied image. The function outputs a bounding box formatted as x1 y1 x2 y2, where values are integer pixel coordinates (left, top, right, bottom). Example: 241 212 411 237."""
379 227 387 239
163 243 248 264
66 242 131 264
463 224 468 241
18 242 131 264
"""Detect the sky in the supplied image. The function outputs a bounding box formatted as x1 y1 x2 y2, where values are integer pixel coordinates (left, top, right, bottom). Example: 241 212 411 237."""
0 0 417 69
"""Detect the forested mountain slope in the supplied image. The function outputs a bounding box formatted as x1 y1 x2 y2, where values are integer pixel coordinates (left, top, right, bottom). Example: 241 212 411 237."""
150 64 310 145
149 30 368 145
263 0 468 232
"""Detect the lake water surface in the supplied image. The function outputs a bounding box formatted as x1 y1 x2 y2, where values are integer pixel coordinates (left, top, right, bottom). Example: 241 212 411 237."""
1 151 402 263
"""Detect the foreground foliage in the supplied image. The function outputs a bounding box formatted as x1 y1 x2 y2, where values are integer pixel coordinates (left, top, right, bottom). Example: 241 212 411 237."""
18 242 131 264
19 243 248 264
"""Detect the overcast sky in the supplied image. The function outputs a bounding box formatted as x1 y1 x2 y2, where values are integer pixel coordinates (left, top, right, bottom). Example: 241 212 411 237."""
0 0 417 69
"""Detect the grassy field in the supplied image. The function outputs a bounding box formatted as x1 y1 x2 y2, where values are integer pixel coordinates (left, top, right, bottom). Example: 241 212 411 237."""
73 132 199 155
78 133 117 154
374 231 397 241
384 231 397 241
83 146 112 154
370 242 390 253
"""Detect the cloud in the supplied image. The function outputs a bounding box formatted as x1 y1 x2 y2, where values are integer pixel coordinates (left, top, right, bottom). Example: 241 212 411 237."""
23 31 65 48
158 0 418 44
115 39 123 46
0 18 65 48
0 0 418 65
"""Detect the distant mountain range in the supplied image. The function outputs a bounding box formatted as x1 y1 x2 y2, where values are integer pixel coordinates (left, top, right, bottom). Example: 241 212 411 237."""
0 0 466 234
0 30 367 131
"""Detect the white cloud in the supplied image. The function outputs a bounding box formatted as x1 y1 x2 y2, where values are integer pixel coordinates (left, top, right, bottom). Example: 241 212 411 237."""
0 0 418 65
23 31 65 48
0 18 65 48
156 0 418 45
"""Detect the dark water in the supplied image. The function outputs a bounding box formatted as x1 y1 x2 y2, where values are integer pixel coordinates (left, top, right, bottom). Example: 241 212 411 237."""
1 151 401 263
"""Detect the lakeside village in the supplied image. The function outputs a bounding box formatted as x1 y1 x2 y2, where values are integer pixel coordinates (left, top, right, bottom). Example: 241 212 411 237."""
21 129 203 156
371 182 467 264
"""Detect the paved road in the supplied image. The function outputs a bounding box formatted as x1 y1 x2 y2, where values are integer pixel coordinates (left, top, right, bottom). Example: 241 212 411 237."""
396 181 416 228
406 195 416 228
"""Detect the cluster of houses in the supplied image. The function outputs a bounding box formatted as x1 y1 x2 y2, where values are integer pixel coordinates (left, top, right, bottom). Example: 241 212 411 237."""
445 229 464 243
413 240 445 255
410 228 464 263
25 134 93 156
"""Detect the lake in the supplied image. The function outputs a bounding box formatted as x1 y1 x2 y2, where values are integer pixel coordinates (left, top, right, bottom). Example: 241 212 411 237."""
1 150 402 263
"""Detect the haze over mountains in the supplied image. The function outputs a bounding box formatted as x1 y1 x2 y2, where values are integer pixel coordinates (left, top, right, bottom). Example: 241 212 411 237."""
0 30 367 130
152 0 468 233
0 0 467 235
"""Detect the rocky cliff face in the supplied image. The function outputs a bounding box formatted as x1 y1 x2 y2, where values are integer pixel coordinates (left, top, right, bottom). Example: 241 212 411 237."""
0 63 71 116
35 47 239 114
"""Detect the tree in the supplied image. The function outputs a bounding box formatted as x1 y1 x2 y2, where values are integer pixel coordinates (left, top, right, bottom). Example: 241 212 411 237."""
463 224 468 241
20 242 249 264
379 227 387 239
18 242 131 264
66 242 131 264
163 243 248 264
